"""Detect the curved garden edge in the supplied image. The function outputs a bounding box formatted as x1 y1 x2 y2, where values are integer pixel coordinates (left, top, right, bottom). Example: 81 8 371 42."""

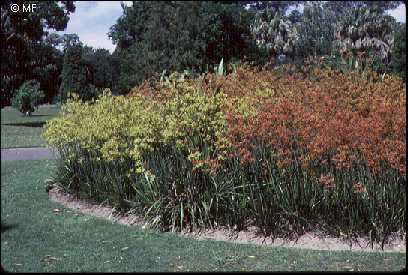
48 186 406 253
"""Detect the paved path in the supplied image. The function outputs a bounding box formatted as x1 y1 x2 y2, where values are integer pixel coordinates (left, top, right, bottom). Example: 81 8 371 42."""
1 147 59 161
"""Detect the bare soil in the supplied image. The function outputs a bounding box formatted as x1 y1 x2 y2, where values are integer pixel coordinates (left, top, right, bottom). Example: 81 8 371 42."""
48 186 406 253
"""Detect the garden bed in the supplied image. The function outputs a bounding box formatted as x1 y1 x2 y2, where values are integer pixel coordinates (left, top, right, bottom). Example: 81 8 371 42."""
43 66 406 246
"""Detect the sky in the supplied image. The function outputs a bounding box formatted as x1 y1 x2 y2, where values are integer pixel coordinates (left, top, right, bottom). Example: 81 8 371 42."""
57 1 406 54
56 1 132 53
387 3 406 23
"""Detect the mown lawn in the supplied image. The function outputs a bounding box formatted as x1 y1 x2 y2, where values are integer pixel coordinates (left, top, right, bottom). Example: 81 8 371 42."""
1 105 60 148
1 159 405 272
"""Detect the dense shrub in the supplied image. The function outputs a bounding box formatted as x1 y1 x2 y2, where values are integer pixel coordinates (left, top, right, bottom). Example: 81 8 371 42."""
44 67 406 244
11 80 45 115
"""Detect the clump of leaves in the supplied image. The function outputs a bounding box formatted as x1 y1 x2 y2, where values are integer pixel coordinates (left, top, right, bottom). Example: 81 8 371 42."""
11 80 45 116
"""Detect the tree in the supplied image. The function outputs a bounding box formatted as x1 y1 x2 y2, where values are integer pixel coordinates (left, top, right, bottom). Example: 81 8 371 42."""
202 2 256 67
1 1 75 107
332 3 399 74
246 1 299 13
58 39 117 102
109 1 255 94
250 8 299 63
58 44 94 102
30 40 64 103
334 8 397 58
11 80 44 116
61 33 81 51
83 48 116 90
109 1 151 51
390 22 406 80
292 2 336 60
325 1 402 17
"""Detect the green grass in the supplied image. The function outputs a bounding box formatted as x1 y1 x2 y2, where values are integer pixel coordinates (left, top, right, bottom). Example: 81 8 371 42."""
1 160 406 272
1 105 60 148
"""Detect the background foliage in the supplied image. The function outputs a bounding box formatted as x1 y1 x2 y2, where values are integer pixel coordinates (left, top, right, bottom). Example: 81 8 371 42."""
108 1 257 94
0 1 75 107
1 1 405 105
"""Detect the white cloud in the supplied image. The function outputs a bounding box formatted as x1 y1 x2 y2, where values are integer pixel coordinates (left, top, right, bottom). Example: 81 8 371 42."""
387 3 406 23
56 1 133 53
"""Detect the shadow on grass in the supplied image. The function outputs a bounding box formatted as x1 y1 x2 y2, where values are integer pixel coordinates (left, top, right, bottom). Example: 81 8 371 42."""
3 122 46 127
1 222 15 273
1 222 17 233
23 114 49 117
